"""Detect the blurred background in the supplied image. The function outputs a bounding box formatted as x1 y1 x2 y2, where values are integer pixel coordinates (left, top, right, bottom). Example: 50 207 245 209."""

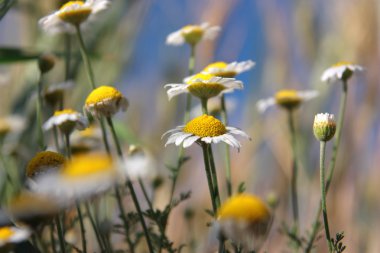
0 0 379 252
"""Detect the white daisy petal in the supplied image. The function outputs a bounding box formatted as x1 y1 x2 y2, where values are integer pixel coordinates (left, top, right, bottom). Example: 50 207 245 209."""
256 98 276 113
174 133 193 146
321 62 364 83
182 136 200 148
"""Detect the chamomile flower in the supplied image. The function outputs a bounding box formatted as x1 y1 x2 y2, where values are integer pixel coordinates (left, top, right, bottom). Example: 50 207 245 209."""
43 109 88 135
31 153 118 202
44 80 74 107
7 191 61 228
216 194 272 252
39 0 111 34
84 85 129 118
166 22 220 46
257 89 319 112
162 114 250 150
313 113 336 142
0 226 30 248
122 145 157 181
321 62 363 83
70 124 103 154
202 60 255 78
165 73 243 100
26 151 66 179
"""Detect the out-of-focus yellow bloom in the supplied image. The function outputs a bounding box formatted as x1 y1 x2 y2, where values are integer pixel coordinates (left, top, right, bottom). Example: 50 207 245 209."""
85 86 129 117
202 60 255 78
321 62 363 83
257 89 319 112
162 114 250 150
217 194 272 252
165 73 243 100
166 23 220 46
0 226 30 248
26 151 65 179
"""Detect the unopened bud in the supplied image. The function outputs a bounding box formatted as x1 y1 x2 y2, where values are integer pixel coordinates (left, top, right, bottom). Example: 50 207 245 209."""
313 113 336 142
38 53 56 74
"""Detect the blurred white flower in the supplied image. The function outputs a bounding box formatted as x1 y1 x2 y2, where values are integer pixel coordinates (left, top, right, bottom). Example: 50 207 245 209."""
39 0 111 34
122 145 157 181
0 226 31 247
321 62 363 83
166 23 220 46
43 109 88 135
257 89 319 113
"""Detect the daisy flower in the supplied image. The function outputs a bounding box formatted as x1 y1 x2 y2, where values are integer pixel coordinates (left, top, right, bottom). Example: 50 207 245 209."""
216 194 272 252
165 73 243 100
31 153 118 203
0 116 26 138
166 22 220 46
201 60 255 78
26 151 66 179
71 124 103 154
162 114 250 150
44 80 74 107
38 0 111 34
0 226 31 248
122 145 157 181
43 109 88 135
321 62 363 83
7 191 61 228
257 89 319 113
84 85 129 118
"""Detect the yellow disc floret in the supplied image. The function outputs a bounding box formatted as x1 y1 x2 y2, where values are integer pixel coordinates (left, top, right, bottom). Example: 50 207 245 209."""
218 194 270 223
203 62 236 78
181 25 204 45
85 86 123 106
54 109 77 116
274 89 302 109
26 151 66 178
332 61 353 67
0 227 14 240
186 73 226 99
184 114 226 137
58 1 91 25
62 153 113 178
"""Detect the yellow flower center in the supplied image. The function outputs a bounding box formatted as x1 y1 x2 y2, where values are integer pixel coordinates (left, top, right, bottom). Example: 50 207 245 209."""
332 61 353 67
26 151 66 178
85 86 123 105
54 109 77 116
0 227 14 240
218 194 270 223
203 62 237 78
274 89 302 109
181 25 204 45
58 1 92 25
186 73 226 98
62 153 113 178
183 114 226 137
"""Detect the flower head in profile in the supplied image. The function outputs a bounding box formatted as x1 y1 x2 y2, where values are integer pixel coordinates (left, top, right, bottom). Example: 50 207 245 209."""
71 124 103 154
43 109 88 135
39 0 111 34
44 80 74 107
85 85 129 118
166 23 220 46
313 113 336 142
26 151 66 179
216 194 272 252
31 153 118 203
7 191 61 228
321 62 363 83
162 114 250 150
0 226 31 248
165 73 243 100
257 89 319 112
202 60 255 78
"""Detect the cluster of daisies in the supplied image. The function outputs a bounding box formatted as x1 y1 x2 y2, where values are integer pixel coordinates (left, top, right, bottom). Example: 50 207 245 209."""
0 0 365 252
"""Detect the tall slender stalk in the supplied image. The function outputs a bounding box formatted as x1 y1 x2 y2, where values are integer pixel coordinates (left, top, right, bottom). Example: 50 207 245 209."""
220 94 232 196
201 143 217 215
320 141 332 252
287 109 299 232
36 73 45 150
207 145 221 209
105 116 154 253
169 44 196 203
55 216 66 253
305 81 349 252
84 203 108 252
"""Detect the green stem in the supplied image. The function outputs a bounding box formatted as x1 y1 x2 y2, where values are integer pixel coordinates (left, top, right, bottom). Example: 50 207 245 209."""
76 203 87 253
84 203 107 252
304 80 349 253
74 25 96 90
64 34 72 81
50 223 57 253
36 72 45 150
287 109 299 232
64 133 71 159
201 98 208 114
55 216 66 253
320 141 332 252
207 145 221 209
53 126 60 152
106 116 154 253
220 94 232 197
168 44 196 204
201 143 217 215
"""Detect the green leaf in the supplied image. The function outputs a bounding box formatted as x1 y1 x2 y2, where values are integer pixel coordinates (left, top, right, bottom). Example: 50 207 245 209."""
0 47 40 64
